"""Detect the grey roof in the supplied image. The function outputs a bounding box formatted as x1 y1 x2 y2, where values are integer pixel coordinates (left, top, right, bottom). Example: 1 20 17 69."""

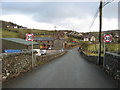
2 38 39 45
34 37 54 41
83 35 93 38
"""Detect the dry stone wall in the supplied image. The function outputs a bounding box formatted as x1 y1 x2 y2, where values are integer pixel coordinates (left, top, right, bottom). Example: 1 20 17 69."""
1 51 67 82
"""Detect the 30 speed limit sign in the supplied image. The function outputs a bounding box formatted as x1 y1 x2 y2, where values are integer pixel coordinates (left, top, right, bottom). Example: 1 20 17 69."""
26 33 34 41
103 34 112 43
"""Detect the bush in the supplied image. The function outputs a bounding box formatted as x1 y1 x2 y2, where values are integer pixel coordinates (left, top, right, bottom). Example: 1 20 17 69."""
106 43 120 53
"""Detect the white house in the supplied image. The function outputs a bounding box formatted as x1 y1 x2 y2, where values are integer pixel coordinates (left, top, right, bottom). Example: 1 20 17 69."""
83 35 96 41
90 36 96 41
13 26 18 29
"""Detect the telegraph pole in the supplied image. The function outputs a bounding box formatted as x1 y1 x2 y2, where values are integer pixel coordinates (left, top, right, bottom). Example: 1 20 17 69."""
98 0 102 65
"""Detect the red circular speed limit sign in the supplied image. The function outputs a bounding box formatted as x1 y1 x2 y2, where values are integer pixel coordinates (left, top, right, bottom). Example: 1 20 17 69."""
103 34 112 43
26 33 34 41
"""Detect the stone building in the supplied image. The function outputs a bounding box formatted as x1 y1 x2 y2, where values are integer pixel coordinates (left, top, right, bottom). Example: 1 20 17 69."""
53 38 65 50
34 37 65 50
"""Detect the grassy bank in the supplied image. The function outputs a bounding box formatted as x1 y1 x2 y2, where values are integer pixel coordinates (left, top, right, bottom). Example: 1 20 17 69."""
80 43 120 56
87 43 120 53
83 51 104 56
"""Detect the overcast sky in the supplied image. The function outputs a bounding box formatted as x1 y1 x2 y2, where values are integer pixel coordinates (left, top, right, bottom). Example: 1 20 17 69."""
0 0 118 32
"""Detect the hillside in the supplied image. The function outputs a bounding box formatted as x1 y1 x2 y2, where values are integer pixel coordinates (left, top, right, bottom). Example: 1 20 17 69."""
1 20 65 39
1 20 120 41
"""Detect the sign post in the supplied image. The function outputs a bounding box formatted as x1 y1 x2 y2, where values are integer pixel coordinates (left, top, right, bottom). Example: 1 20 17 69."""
32 41 33 68
103 34 112 68
26 33 34 68
103 41 106 68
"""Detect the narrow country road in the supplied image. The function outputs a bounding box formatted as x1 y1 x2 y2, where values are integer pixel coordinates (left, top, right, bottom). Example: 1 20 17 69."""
3 48 118 88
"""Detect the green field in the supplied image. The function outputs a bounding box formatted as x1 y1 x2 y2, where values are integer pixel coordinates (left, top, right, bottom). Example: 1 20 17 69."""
83 51 104 56
1 28 56 38
83 43 120 56
2 30 18 38
87 43 120 53
79 41 120 56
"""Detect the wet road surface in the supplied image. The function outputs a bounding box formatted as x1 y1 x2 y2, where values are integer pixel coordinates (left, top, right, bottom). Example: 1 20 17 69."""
3 48 118 88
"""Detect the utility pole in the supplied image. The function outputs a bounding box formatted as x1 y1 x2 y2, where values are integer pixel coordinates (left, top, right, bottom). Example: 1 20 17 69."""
98 0 102 65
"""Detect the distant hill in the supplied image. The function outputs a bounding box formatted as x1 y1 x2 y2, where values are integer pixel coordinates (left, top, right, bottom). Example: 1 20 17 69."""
0 20 27 29
0 20 67 39
1 20 120 40
81 30 120 37
103 30 120 36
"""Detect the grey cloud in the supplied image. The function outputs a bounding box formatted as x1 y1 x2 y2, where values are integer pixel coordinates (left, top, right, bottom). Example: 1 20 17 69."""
2 2 118 24
32 2 100 23
103 2 118 18
2 2 99 22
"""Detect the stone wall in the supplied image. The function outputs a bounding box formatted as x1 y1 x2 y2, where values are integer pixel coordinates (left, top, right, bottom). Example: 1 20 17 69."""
1 51 67 82
79 50 120 80
104 52 120 79
79 50 103 65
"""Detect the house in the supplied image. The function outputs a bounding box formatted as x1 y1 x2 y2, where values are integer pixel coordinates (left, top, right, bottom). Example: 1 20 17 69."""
83 35 96 41
77 33 83 36
7 25 14 28
34 37 65 50
53 38 65 50
13 26 18 29
34 37 54 49
114 32 120 43
1 38 39 52
63 31 68 34
19 27 27 29
90 36 96 41
7 25 18 29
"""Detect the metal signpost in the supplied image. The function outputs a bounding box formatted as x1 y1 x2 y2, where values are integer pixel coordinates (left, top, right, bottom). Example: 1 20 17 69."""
26 33 34 68
103 34 112 68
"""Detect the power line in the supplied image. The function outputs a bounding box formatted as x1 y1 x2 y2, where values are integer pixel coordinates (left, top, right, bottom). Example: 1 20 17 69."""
89 0 115 31
89 8 99 30
103 0 115 7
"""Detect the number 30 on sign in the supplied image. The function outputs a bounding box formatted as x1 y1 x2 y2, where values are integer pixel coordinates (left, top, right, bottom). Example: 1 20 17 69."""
103 34 112 43
26 33 34 41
